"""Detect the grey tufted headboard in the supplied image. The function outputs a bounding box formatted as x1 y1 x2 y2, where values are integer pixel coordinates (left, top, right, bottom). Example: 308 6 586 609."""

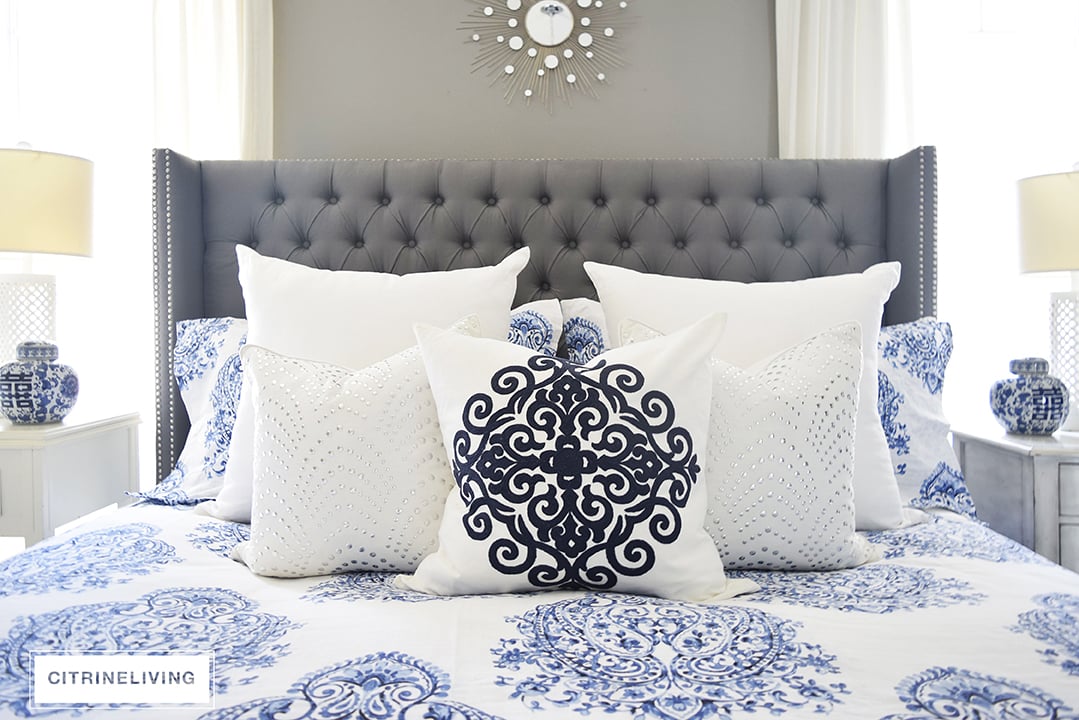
152 146 937 482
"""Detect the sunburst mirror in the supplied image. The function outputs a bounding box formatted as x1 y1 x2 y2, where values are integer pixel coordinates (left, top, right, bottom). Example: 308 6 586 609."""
463 0 631 111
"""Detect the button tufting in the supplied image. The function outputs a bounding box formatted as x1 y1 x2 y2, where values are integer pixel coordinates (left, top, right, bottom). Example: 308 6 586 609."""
811 196 821 206
619 239 631 249
783 238 794 248
675 240 686 249
512 239 524 249
461 239 473 249
702 197 713 205
836 238 847 249
433 196 444 206
301 240 311 249
274 196 284 205
755 197 766 206
539 195 550 205
328 196 338 205
539 281 551 291
646 197 657 206
566 239 578 249
380 197 390 206
354 238 365 248
250 239 259 248
487 196 498 206
729 239 741 249
407 239 417 248
595 197 605 207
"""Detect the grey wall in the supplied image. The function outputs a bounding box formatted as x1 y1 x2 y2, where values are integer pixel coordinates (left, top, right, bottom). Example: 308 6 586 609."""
273 1 777 159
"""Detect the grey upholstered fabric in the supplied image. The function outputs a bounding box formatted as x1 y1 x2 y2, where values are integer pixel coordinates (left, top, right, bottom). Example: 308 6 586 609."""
152 147 937 481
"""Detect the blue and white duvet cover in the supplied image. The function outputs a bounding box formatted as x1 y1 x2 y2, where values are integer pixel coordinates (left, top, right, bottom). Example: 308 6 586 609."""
1 504 1077 718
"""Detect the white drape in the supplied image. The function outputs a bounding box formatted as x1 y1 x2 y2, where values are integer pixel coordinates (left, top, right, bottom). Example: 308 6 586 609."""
153 0 273 160
775 0 1079 427
0 0 272 490
775 0 913 159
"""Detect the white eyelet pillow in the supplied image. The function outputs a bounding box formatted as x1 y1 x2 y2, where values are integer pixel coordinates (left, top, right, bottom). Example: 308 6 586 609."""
232 317 480 577
623 319 878 570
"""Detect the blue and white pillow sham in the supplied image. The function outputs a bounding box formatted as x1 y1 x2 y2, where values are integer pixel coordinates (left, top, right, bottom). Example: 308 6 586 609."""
559 297 609 364
137 317 248 506
877 317 977 519
146 302 563 505
507 299 562 357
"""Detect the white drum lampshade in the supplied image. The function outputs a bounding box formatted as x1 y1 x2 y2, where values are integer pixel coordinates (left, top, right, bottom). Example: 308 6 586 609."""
1018 170 1079 430
0 149 93 364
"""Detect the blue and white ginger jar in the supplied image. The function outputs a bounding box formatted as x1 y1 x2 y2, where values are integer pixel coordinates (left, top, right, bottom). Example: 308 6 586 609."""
989 357 1068 435
0 342 79 424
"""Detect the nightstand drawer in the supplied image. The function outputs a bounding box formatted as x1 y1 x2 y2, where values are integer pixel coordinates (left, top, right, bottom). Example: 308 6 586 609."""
1061 463 1079 515
1060 524 1079 572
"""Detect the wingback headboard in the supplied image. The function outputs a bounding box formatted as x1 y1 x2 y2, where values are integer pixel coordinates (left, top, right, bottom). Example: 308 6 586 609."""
152 146 937 481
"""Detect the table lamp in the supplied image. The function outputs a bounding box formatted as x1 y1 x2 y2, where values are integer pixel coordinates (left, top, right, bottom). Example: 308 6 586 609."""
1018 170 1079 430
0 149 92 424
0 149 93 364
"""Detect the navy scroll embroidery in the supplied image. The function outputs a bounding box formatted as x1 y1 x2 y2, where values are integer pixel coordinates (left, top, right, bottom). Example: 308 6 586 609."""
454 355 699 591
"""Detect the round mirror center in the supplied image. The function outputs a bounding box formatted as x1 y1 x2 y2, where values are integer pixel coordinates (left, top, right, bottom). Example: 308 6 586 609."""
525 1 575 47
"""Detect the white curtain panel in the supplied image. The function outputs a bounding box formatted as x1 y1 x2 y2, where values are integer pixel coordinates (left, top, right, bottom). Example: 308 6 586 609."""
153 0 273 160
775 0 913 159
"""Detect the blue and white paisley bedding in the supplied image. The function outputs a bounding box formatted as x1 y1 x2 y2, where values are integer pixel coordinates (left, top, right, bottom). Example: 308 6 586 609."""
0 504 1076 719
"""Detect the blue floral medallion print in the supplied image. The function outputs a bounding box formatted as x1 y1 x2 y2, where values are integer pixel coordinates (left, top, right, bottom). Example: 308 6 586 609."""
879 318 953 396
1015 593 1079 677
878 369 910 471
0 524 177 597
0 587 296 714
910 462 978 520
202 340 245 478
866 516 1051 565
199 652 502 720
131 462 206 506
187 521 251 558
882 666 1077 720
509 309 556 356
730 563 984 613
303 573 447 604
454 355 699 591
174 317 233 391
302 573 535 604
493 595 849 718
563 316 605 365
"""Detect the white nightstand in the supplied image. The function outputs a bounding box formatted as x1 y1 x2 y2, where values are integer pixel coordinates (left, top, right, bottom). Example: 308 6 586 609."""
952 425 1079 572
0 411 139 548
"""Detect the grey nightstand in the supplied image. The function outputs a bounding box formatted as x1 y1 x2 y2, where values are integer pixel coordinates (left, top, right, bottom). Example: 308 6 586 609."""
952 426 1079 572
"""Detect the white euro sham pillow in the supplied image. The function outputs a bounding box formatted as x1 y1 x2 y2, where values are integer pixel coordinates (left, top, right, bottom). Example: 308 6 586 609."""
585 261 904 530
202 246 530 523
397 315 758 602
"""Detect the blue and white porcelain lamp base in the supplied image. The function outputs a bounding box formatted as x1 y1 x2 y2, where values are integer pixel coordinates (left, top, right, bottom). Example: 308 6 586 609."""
0 341 79 424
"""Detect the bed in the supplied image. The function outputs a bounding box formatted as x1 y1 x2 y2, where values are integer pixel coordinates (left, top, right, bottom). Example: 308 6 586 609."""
1 146 1078 718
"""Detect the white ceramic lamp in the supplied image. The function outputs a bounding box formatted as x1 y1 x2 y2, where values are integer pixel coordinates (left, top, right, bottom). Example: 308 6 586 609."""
1018 170 1079 430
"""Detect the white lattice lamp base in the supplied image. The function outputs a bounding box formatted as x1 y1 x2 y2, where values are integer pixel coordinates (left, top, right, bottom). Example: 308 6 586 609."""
0 274 56 365
1051 291 1079 431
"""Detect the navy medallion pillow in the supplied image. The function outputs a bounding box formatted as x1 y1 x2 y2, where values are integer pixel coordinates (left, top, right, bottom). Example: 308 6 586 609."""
398 315 757 601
